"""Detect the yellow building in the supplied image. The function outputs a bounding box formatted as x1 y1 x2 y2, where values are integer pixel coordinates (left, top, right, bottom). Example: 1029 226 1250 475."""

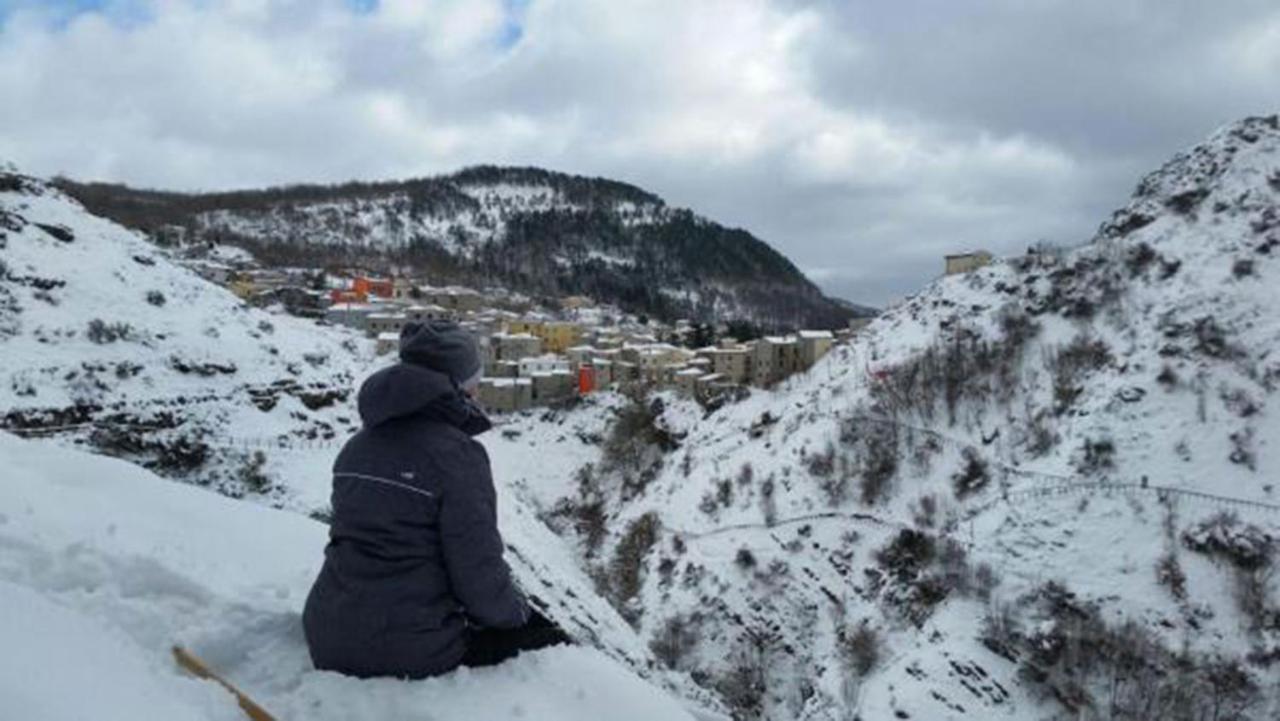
506 320 583 354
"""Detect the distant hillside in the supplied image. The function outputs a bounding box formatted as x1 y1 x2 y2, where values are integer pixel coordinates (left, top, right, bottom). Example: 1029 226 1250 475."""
57 166 856 329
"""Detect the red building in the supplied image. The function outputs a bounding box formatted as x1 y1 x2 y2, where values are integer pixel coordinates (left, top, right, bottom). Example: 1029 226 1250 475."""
353 276 394 299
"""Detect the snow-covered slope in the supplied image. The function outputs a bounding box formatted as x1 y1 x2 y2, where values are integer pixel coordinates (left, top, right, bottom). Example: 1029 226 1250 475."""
1 167 376 499
0 431 700 721
504 117 1280 719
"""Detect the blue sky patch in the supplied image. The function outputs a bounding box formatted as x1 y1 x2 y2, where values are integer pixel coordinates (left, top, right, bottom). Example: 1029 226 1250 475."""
0 0 150 30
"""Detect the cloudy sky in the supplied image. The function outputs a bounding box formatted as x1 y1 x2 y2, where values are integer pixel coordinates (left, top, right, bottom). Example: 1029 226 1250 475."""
1 0 1277 304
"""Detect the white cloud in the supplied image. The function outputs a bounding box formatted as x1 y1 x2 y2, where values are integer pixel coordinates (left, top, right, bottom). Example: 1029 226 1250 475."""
0 0 1274 304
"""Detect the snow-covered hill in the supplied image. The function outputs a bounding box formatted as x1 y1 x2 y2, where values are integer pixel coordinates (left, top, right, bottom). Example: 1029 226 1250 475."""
58 166 856 329
498 116 1280 719
0 166 379 500
0 431 703 721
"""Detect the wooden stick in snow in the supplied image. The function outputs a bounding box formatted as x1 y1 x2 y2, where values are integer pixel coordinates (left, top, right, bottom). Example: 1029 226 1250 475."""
172 645 277 721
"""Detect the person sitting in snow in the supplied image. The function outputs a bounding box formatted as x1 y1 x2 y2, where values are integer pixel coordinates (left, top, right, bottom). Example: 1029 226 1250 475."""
304 320 568 678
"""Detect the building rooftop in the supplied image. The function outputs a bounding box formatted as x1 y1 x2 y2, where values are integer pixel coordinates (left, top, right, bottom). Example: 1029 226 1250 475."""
944 249 993 259
485 377 533 387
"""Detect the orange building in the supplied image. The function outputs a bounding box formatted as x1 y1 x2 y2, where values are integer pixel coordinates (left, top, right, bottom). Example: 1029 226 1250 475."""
353 276 395 299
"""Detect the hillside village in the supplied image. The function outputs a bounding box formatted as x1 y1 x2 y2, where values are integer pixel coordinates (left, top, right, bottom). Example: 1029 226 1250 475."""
176 244 878 413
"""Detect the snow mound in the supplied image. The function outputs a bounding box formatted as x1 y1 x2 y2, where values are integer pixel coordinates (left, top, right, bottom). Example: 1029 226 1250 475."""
0 432 699 721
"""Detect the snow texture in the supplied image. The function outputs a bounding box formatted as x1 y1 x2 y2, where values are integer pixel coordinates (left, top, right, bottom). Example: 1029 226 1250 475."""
0 432 701 721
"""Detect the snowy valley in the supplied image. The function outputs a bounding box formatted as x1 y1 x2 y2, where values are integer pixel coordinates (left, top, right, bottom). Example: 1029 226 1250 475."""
3 115 1280 721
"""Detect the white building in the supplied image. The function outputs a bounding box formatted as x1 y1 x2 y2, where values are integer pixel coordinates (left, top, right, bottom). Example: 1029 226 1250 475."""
518 355 571 376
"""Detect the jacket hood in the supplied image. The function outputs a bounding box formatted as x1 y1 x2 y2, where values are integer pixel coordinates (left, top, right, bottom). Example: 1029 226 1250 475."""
356 362 491 435
399 320 482 387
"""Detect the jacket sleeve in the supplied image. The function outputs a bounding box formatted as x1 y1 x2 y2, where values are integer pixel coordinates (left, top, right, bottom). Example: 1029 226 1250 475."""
436 439 530 629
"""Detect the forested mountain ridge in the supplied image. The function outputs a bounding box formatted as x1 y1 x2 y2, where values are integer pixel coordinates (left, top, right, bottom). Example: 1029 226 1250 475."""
56 166 857 328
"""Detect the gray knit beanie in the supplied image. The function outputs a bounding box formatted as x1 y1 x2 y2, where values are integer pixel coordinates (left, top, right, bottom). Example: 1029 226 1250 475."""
399 320 482 387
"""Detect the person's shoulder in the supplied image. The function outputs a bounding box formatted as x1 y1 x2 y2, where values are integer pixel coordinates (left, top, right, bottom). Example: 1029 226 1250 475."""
415 421 487 464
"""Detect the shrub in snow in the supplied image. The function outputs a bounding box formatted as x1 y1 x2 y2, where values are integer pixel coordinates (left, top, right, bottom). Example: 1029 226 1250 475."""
716 477 733 508
1165 187 1210 215
838 621 880 678
874 529 936 581
238 450 271 494
839 416 898 505
1047 334 1111 414
997 305 1041 349
952 447 991 499
991 581 1261 720
1192 316 1241 360
734 547 757 571
805 441 836 478
912 493 939 529
86 318 134 344
867 319 1033 425
608 512 661 611
1021 405 1058 457
149 435 211 474
1182 512 1274 571
602 394 677 500
1125 242 1158 277
1155 552 1188 601
713 636 770 720
145 290 166 306
1233 565 1276 633
1158 255 1182 279
1075 437 1116 474
1219 388 1259 418
972 562 1000 602
649 613 702 670
544 464 607 556
168 355 237 376
697 491 718 517
113 361 143 379
1228 429 1257 471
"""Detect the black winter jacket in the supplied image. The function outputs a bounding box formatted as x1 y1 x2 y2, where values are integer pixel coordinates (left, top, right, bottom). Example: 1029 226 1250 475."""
303 362 529 678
